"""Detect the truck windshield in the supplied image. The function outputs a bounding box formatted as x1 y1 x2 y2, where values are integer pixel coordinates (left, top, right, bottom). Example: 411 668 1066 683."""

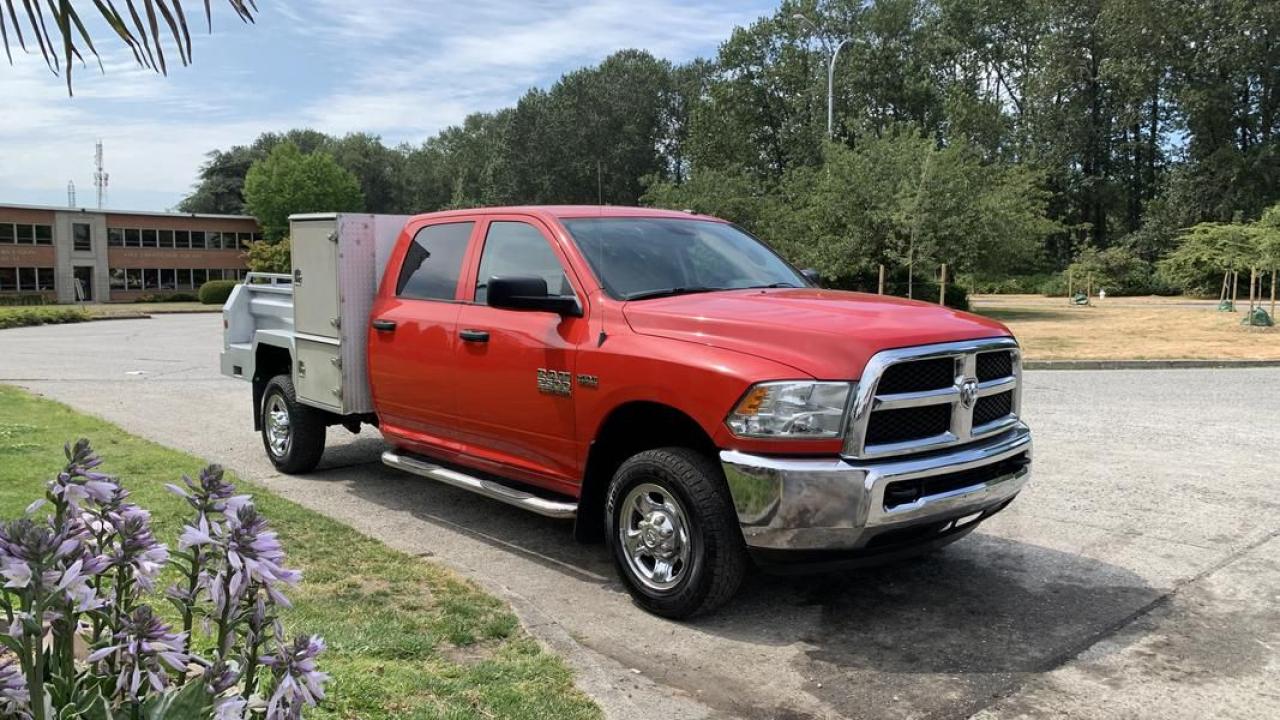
562 217 809 301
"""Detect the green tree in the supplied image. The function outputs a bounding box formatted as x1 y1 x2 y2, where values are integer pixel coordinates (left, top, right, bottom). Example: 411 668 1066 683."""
242 143 364 241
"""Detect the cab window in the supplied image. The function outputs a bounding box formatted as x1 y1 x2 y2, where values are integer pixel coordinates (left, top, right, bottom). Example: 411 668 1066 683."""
395 221 473 301
474 221 571 304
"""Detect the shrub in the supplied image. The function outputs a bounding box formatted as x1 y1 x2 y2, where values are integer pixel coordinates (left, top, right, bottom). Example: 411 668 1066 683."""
818 272 970 310
0 294 51 307
0 440 328 719
198 280 238 305
1066 246 1173 296
246 238 291 274
0 307 91 330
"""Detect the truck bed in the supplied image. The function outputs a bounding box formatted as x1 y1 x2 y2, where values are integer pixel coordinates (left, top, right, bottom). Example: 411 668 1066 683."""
220 213 409 416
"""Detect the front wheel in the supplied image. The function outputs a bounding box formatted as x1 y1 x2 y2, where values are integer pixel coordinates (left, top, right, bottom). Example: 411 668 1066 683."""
260 374 326 474
605 447 747 619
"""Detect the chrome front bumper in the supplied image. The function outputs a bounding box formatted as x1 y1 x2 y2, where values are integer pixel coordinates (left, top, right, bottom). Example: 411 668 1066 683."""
720 424 1031 551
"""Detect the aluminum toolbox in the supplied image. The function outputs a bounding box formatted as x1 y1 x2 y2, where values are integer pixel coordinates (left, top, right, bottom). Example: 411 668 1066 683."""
287 213 408 415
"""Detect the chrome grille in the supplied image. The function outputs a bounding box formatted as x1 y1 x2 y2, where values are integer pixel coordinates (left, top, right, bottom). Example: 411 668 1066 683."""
845 338 1022 458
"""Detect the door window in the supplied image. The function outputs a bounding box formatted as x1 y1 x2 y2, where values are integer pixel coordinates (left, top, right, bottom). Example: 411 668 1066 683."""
395 221 473 301
474 221 571 304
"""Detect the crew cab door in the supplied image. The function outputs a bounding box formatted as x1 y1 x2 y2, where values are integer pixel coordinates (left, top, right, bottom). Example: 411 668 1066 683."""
367 220 475 449
451 217 590 493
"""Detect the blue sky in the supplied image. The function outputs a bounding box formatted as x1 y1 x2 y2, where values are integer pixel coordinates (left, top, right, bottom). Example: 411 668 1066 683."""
0 0 775 212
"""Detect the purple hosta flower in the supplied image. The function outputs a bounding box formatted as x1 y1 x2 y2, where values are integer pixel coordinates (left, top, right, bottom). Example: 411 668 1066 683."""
0 648 30 719
104 505 169 592
213 696 248 720
186 504 301 612
261 633 328 720
167 465 247 516
87 606 190 701
0 518 106 616
48 439 119 509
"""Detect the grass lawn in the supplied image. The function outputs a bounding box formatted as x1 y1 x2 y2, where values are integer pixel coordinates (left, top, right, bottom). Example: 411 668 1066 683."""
0 385 601 720
972 294 1280 361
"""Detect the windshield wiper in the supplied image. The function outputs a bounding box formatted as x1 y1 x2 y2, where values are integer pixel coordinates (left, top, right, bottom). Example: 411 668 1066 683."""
743 282 800 289
623 286 726 301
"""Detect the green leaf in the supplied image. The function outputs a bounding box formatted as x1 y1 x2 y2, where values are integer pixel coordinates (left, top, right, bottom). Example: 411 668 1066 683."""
142 680 211 720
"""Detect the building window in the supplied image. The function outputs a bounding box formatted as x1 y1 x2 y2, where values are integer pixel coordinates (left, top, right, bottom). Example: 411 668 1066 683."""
160 268 176 289
36 268 54 291
253 232 263 242
192 269 208 287
190 231 206 250
73 223 92 252
0 267 15 291
17 267 36 291
159 230 174 249
143 268 158 289
125 268 142 289
108 228 124 247
175 230 190 249
209 231 224 250
34 225 52 245
125 229 141 247
16 225 33 244
142 229 158 248
110 269 126 290
177 269 192 289
0 224 13 244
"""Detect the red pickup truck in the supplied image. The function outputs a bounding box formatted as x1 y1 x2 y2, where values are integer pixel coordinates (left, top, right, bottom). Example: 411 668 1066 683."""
221 206 1031 618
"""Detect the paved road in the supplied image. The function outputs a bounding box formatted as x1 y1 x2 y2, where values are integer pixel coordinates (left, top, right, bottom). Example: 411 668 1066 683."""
2 315 1277 720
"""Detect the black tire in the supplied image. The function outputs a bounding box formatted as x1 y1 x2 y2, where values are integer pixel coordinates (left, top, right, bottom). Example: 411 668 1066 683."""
605 447 747 619
260 374 326 474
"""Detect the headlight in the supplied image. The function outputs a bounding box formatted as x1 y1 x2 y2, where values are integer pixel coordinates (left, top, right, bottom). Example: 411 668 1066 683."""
725 381 852 439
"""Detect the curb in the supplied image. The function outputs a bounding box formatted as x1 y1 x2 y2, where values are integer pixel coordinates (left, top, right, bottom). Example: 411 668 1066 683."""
87 313 152 321
1024 359 1280 370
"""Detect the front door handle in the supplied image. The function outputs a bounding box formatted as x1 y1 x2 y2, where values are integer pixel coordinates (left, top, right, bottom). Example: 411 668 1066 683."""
371 318 397 332
459 329 490 343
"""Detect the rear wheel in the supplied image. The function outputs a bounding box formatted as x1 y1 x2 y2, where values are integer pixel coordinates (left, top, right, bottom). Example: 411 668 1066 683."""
605 447 747 619
261 374 326 474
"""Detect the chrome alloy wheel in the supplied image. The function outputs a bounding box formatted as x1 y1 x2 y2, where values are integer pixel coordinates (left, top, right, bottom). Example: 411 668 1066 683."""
265 394 292 459
619 482 692 592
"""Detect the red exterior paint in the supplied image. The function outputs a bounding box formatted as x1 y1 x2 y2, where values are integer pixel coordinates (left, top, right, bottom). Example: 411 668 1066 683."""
367 206 1015 497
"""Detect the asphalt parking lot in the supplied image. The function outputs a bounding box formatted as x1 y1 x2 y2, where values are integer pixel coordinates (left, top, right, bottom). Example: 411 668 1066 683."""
2 314 1277 719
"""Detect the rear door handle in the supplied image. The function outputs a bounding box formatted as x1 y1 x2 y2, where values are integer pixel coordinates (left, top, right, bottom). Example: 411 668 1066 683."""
371 319 397 332
459 329 489 343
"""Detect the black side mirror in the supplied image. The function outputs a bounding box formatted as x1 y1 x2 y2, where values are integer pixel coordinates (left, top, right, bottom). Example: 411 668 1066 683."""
486 275 582 316
801 268 821 286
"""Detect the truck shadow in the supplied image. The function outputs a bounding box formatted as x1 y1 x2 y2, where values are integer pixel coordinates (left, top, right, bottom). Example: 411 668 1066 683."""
334 455 1156 690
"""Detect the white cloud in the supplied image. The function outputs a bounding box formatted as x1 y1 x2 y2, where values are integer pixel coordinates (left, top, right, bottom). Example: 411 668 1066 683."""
0 1 772 210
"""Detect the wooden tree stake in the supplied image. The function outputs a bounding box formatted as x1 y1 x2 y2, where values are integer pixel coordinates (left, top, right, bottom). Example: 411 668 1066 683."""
939 263 948 306
878 264 885 295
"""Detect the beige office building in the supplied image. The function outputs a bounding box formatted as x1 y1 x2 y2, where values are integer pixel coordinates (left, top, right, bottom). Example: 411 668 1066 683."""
0 203 259 303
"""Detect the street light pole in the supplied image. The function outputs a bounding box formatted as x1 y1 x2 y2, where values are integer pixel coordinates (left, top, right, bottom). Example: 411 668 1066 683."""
826 38 850 138
794 14 848 138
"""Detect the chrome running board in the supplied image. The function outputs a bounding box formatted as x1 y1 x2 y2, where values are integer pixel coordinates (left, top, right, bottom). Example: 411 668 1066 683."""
381 450 578 519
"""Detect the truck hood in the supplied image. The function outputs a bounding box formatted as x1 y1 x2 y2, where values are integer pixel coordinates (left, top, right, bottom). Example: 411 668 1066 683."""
621 288 1011 379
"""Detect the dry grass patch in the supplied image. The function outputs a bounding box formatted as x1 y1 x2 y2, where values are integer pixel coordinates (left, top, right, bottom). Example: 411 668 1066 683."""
973 295 1279 361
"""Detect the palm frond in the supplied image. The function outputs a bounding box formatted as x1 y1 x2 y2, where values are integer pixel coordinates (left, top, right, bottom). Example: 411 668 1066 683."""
2 0 257 94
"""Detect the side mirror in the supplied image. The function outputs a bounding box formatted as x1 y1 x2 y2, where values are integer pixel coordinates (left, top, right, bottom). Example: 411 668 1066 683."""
801 268 821 286
486 276 582 316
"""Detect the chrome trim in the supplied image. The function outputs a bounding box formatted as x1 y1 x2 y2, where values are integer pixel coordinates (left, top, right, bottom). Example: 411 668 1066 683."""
721 423 1031 551
382 451 578 519
844 337 1022 459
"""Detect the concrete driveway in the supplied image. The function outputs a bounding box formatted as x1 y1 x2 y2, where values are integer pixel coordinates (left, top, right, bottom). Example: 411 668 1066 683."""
2 315 1277 719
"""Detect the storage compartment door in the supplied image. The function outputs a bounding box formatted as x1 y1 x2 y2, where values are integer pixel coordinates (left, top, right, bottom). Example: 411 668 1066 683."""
292 219 341 338
295 338 344 413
